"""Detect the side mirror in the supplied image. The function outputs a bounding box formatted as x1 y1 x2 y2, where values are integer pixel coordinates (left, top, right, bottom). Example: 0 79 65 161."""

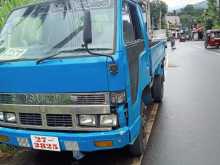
83 10 92 45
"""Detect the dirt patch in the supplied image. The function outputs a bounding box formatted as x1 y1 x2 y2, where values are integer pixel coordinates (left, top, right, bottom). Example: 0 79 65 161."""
168 63 179 68
0 145 18 161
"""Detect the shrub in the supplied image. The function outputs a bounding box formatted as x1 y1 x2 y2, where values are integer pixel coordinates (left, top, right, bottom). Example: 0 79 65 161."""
0 0 35 28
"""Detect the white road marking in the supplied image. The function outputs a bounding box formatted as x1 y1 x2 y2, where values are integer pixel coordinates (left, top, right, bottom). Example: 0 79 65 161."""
166 55 169 69
131 103 159 165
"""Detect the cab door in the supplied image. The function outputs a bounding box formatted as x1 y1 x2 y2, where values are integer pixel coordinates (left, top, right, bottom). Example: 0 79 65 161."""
122 1 148 138
122 1 145 106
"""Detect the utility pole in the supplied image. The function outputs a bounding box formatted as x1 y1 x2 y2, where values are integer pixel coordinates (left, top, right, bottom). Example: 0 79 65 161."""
159 6 162 29
219 0 220 21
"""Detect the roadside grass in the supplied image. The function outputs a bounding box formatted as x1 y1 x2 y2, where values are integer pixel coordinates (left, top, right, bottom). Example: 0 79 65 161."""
0 0 36 28
0 144 17 157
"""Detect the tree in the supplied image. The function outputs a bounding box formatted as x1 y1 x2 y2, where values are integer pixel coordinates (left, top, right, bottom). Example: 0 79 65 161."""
180 14 192 29
178 5 204 29
0 0 35 28
150 0 168 29
204 0 220 29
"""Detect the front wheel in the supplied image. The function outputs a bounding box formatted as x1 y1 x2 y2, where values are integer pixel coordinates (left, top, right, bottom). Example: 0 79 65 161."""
128 102 146 157
152 76 164 102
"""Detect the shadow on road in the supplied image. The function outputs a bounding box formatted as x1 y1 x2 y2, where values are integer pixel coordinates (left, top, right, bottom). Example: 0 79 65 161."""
6 148 134 165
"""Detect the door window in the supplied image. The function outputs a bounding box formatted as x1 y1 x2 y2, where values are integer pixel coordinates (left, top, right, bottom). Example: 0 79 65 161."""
122 2 135 44
122 1 144 44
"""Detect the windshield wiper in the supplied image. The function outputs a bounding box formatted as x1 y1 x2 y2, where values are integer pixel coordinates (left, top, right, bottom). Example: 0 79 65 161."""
36 48 112 64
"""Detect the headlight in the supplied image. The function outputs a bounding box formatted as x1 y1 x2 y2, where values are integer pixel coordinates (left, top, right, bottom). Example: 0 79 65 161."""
100 115 117 127
79 115 96 127
110 92 126 105
0 112 4 121
5 112 16 123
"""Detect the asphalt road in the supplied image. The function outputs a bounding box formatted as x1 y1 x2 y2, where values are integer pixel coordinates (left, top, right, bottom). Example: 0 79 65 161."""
1 41 220 165
142 41 220 165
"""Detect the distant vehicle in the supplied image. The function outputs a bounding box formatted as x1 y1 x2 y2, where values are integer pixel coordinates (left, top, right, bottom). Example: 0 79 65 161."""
179 32 186 42
204 29 220 49
186 34 191 40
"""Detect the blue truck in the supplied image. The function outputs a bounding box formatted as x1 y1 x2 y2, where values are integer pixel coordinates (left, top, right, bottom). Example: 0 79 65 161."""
0 0 166 159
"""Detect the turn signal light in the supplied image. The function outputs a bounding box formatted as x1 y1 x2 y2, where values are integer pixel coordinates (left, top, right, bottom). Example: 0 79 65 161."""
0 135 9 142
95 141 113 148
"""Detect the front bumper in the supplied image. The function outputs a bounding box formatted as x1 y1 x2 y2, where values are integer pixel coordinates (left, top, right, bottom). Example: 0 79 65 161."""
0 127 130 152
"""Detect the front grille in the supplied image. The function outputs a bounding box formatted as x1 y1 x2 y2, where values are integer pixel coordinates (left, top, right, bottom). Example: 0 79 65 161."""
0 94 14 104
0 93 108 105
72 94 106 105
0 99 110 131
19 113 42 126
46 114 73 127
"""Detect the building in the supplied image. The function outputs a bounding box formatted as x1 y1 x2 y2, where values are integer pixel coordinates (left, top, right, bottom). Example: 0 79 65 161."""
165 16 181 30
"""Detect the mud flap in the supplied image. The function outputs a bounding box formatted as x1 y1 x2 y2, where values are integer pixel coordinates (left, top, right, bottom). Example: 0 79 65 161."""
72 151 84 160
65 141 85 160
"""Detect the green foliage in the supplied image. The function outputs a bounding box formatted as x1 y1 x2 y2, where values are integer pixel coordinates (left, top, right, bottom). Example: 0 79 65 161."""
204 0 220 29
180 5 201 16
0 144 17 155
150 0 168 29
213 22 220 28
179 14 192 28
207 0 217 18
178 5 204 29
0 0 35 28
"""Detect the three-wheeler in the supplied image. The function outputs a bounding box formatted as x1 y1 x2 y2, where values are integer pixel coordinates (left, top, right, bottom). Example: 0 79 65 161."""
0 0 166 159
205 29 220 49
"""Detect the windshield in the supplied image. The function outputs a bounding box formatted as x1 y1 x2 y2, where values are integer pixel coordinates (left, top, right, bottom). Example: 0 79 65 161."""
214 32 220 38
0 0 115 61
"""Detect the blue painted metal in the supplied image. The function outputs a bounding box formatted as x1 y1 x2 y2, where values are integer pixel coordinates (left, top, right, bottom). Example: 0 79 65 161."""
0 57 110 93
0 0 166 153
0 126 130 152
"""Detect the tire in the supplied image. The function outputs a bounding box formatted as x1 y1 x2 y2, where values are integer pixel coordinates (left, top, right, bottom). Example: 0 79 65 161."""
129 102 146 157
152 76 164 102
142 87 153 106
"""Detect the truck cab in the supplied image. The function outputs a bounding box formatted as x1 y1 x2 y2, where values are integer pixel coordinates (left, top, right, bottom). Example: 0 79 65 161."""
0 0 166 159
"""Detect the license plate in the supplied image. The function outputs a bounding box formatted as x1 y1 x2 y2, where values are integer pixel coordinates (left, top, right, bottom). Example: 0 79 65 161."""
31 135 61 152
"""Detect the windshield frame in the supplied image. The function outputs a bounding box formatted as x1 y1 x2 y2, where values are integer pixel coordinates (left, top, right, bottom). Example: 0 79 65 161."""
0 0 118 62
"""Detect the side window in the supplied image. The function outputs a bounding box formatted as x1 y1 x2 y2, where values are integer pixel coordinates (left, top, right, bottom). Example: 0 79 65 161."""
128 3 144 40
122 1 144 44
122 2 135 44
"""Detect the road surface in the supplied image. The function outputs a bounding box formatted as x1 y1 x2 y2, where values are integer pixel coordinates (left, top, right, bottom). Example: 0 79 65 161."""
142 41 220 165
1 41 220 165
